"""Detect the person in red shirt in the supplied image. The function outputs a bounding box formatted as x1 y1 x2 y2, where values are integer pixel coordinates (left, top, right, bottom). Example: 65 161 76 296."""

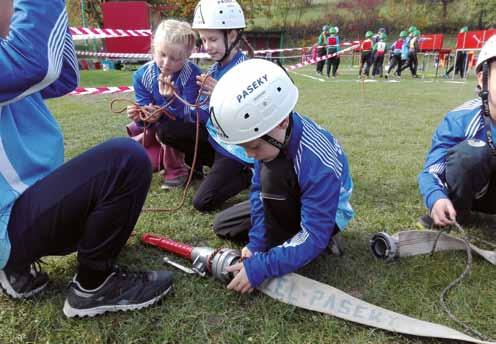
326 27 340 78
385 31 407 79
359 31 374 77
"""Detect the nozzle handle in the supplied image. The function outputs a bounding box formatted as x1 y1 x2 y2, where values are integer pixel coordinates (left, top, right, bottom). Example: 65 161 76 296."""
141 233 193 260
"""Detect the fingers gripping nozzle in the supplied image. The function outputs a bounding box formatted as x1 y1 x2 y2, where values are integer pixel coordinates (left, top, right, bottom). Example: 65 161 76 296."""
190 247 241 282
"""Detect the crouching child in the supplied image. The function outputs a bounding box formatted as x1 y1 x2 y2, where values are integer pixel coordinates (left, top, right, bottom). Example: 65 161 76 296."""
208 59 355 293
418 35 496 228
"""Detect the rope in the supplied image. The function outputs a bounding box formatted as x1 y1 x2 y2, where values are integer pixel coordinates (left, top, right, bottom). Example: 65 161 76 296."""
110 72 212 212
430 221 494 341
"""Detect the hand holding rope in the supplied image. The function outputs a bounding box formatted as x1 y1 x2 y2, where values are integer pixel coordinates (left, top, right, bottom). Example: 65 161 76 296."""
141 72 212 212
431 221 494 341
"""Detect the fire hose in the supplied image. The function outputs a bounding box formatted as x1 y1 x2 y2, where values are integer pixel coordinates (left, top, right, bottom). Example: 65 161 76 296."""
369 229 496 264
141 233 495 344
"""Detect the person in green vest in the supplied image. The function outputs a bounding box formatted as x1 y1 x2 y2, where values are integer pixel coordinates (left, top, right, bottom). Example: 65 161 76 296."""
316 25 329 75
444 26 469 79
401 29 420 77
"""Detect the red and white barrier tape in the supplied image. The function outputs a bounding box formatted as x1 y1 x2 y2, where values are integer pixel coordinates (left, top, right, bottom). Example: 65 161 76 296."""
76 44 358 61
287 44 359 71
69 86 134 96
76 50 211 60
253 42 359 55
70 45 358 96
70 26 358 54
69 27 152 40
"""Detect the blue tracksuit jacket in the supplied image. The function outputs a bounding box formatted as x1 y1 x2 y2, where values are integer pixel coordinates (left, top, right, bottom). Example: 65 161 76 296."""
418 98 490 211
243 112 355 287
0 0 79 269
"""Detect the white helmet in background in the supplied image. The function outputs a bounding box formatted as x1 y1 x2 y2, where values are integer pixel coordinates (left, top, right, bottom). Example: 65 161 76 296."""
209 59 298 145
192 0 246 30
476 34 496 72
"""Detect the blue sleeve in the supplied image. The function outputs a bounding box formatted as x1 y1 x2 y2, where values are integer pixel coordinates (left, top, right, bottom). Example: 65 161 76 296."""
336 36 340 52
244 168 339 288
41 29 79 99
418 115 465 211
133 69 154 107
0 0 75 106
246 163 268 253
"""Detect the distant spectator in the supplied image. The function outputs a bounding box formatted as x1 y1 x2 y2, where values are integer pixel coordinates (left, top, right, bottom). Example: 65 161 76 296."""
326 26 340 78
444 27 469 79
316 25 329 75
372 33 387 78
359 31 374 77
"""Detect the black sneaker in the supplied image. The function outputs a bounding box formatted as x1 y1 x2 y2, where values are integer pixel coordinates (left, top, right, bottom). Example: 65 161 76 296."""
0 262 49 299
63 266 173 318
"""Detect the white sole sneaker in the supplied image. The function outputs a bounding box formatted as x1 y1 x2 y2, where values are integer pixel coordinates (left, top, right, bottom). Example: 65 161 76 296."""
0 270 48 299
62 285 172 318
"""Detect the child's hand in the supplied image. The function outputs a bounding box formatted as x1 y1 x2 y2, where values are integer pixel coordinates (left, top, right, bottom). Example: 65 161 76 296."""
431 198 456 227
142 103 161 124
127 105 141 122
158 73 174 98
226 262 253 294
241 247 252 259
196 74 217 95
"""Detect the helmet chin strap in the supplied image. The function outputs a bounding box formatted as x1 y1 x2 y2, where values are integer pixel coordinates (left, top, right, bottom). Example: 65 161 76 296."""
480 61 491 117
479 61 496 154
218 29 243 64
260 114 293 150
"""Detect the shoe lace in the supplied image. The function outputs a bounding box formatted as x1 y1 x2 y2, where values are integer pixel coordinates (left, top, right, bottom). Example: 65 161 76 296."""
112 265 149 283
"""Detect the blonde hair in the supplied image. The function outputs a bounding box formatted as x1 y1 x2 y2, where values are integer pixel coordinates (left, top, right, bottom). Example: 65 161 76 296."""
152 19 196 59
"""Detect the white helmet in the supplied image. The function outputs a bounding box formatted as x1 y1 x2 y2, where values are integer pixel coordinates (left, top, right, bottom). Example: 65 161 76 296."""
209 59 299 145
192 0 246 30
476 34 496 72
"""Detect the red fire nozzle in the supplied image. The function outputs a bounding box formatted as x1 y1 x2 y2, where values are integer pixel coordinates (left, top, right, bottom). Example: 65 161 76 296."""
141 233 193 260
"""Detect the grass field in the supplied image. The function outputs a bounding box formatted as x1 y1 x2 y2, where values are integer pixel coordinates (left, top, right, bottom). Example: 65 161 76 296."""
1 62 496 344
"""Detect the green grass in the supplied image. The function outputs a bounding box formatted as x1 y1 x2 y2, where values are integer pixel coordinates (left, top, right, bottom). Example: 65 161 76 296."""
1 65 496 344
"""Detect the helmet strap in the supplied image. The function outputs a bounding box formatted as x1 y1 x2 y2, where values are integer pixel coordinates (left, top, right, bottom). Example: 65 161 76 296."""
479 61 496 154
218 29 243 64
209 106 230 139
480 61 491 117
261 114 293 150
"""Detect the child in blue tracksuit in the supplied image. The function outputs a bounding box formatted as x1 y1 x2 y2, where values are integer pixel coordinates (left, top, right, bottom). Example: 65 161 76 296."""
0 0 172 318
127 19 202 189
156 0 254 212
209 59 354 292
418 35 496 228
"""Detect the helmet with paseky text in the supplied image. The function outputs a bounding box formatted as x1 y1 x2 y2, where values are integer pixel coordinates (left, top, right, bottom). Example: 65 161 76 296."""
209 59 298 144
